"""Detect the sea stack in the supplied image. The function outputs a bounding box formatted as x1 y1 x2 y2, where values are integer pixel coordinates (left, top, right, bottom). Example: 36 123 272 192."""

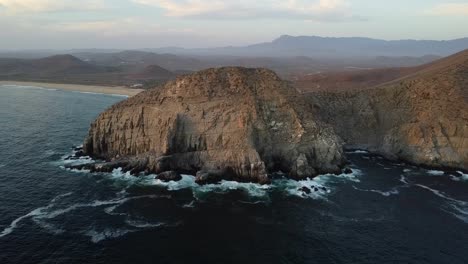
82 67 345 183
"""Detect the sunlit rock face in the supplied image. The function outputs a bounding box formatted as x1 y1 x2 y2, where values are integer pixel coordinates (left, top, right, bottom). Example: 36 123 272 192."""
308 50 468 170
83 67 346 183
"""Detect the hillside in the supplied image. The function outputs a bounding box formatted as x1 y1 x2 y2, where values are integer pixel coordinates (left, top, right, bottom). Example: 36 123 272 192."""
307 50 468 170
0 55 110 77
0 54 176 87
127 65 175 80
74 50 206 72
293 66 424 92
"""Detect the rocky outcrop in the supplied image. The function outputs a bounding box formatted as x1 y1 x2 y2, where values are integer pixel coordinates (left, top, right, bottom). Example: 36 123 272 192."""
306 50 468 170
81 67 346 183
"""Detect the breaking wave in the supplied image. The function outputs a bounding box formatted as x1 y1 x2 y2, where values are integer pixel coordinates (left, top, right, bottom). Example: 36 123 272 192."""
115 168 363 200
426 170 445 176
451 171 468 182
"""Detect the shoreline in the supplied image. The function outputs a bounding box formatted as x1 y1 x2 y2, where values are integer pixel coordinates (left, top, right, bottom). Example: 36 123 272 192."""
0 81 144 97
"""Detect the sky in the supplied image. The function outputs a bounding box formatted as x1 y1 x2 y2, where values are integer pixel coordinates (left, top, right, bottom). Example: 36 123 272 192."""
1 0 468 49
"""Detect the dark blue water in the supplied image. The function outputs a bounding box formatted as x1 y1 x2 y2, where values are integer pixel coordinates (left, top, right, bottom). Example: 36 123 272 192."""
0 85 467 264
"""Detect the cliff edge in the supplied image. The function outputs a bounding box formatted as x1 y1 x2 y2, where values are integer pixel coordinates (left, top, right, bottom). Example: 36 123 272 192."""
307 50 468 170
82 67 346 183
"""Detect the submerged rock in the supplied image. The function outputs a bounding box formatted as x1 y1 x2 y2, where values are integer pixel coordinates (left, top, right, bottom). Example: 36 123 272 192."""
82 67 346 183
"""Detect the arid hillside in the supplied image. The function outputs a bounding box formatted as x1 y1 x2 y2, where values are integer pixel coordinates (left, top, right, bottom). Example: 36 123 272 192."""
306 50 468 170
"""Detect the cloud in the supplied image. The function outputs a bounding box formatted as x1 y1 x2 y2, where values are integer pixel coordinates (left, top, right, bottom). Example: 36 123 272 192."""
425 3 468 16
49 18 169 36
0 0 104 13
132 0 358 21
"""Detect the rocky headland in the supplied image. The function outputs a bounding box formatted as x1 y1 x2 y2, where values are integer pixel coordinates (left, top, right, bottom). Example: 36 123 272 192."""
306 50 468 170
73 50 468 183
77 67 346 184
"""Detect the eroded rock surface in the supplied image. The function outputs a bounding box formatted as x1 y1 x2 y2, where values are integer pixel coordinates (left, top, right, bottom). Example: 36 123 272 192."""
307 50 468 170
82 67 345 183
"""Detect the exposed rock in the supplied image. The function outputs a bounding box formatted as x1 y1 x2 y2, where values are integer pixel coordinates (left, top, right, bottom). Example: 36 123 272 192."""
299 186 311 194
343 168 353 174
82 67 346 183
307 50 468 170
157 171 182 182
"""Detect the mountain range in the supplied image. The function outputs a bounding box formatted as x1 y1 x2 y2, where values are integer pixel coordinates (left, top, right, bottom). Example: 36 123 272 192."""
149 35 468 58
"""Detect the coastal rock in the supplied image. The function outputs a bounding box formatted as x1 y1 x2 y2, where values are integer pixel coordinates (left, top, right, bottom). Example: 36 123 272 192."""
157 171 182 182
82 67 346 183
307 50 468 170
299 186 312 194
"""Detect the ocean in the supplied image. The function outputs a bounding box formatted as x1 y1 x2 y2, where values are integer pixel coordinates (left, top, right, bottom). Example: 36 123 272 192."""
0 84 467 264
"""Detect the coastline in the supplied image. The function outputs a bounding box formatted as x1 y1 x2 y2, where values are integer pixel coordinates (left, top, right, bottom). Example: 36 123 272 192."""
0 81 144 97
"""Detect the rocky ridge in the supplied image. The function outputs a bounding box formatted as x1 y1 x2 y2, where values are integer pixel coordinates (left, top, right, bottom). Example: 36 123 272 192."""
307 50 468 170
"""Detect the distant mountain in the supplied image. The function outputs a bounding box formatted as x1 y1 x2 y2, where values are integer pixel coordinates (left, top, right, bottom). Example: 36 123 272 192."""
150 35 468 58
0 54 175 87
127 65 175 80
73 50 206 71
0 55 112 77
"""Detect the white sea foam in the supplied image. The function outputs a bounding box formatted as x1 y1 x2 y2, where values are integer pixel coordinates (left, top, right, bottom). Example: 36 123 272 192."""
198 180 271 197
0 192 72 238
71 91 128 98
124 219 165 229
1 84 58 91
0 207 47 238
60 156 94 166
448 204 468 223
146 169 361 199
427 170 445 176
42 194 163 220
148 174 198 190
452 171 468 182
415 184 466 204
84 228 134 243
400 175 408 183
182 201 196 208
0 192 166 238
415 183 468 223
346 150 369 154
32 218 65 235
353 186 399 197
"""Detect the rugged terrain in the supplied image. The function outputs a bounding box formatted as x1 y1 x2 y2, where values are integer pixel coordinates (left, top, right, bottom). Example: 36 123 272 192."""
80 67 346 183
306 50 468 170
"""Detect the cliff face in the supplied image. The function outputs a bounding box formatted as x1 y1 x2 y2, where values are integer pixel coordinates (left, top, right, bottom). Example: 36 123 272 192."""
307 50 468 170
83 67 345 183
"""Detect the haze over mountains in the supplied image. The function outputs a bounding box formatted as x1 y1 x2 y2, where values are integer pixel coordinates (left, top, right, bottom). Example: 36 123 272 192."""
149 35 468 58
0 35 467 88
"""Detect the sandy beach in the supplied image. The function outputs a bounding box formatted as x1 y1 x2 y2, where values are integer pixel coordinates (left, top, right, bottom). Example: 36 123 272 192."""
0 81 144 97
